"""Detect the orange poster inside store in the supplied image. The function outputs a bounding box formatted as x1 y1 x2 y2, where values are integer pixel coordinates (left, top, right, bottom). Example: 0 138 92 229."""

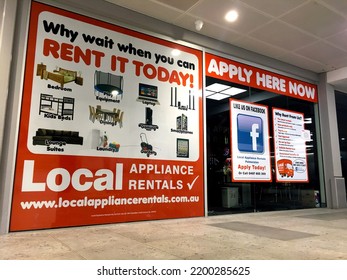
10 2 204 231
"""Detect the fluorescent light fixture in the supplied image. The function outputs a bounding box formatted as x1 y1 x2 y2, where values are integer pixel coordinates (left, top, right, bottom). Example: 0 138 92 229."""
304 118 312 124
205 90 216 97
225 10 239 22
205 83 247 99
205 83 230 92
206 93 229 100
221 87 247 96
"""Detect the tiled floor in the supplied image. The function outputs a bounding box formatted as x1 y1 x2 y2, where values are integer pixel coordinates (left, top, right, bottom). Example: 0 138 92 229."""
0 208 346 260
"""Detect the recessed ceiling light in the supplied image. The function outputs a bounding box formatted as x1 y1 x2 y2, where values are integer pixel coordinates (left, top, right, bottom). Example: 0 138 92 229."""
225 10 238 22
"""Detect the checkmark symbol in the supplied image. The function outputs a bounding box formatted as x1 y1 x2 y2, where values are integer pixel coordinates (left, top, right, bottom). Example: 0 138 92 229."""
187 175 199 190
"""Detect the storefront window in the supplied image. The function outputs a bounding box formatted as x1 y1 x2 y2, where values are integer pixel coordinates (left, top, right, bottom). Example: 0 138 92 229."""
206 76 322 215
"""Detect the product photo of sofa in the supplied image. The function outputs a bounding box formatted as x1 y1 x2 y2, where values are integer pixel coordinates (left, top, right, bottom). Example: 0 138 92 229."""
32 128 84 145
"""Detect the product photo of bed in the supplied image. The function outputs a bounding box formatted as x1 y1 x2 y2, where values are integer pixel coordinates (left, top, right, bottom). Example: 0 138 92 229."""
36 63 83 87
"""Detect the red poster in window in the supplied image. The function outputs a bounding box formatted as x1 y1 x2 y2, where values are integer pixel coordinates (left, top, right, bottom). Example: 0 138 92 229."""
10 2 204 231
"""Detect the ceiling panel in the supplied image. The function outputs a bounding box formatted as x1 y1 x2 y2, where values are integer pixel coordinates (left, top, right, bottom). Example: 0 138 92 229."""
295 41 347 64
174 14 242 43
327 30 347 51
278 53 327 72
280 1 347 38
233 36 287 59
249 21 318 50
188 0 272 33
156 0 201 11
329 56 347 71
321 0 347 15
105 0 347 88
240 0 308 17
105 0 182 22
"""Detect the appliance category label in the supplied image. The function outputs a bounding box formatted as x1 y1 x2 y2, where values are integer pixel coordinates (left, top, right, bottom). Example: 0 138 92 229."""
230 99 272 182
10 2 204 231
273 108 309 182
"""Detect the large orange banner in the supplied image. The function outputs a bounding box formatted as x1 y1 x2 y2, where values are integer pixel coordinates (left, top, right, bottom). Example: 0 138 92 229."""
10 2 204 231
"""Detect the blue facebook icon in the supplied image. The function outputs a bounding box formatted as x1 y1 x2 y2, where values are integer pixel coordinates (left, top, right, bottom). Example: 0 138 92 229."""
237 114 264 153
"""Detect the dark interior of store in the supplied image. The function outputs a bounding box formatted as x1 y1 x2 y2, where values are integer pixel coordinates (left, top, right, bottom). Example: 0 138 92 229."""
205 76 321 215
335 91 347 195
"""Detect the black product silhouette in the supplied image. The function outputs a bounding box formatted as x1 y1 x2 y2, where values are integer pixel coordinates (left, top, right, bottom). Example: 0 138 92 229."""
140 133 157 157
145 107 153 125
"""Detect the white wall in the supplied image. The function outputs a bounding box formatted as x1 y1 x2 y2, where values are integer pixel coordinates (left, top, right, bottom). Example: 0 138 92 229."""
0 0 17 166
0 0 18 234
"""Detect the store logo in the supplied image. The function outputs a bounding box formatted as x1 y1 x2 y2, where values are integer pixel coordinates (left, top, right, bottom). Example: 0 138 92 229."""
21 160 123 192
237 114 264 153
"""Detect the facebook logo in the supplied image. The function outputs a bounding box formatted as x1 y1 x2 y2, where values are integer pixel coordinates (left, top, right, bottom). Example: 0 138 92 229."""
237 114 264 153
